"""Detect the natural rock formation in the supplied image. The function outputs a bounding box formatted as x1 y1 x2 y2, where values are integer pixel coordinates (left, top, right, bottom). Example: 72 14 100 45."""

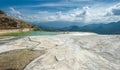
24 35 120 70
0 33 120 70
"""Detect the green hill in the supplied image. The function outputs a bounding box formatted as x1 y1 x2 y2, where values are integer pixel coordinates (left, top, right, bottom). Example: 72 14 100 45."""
0 10 32 29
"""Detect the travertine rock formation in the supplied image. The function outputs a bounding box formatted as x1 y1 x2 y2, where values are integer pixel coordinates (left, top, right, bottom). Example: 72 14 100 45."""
0 33 120 70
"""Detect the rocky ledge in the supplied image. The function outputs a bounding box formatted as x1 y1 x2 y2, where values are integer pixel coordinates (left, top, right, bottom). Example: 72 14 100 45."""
0 33 120 70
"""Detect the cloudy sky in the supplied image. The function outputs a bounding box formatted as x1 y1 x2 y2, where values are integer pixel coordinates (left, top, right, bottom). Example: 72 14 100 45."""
0 0 120 23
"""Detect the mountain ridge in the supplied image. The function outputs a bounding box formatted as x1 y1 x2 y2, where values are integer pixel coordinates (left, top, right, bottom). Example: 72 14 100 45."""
0 10 32 29
61 21 120 34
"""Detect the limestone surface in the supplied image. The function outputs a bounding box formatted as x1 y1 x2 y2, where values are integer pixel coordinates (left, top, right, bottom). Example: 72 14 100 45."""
0 33 120 70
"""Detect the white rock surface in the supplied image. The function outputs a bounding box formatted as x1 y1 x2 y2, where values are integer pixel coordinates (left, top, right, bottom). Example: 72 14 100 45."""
0 33 120 70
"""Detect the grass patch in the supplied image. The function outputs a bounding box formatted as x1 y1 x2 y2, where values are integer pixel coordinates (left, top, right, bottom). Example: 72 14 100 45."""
0 37 8 39
0 31 62 36
0 32 30 36
0 49 45 70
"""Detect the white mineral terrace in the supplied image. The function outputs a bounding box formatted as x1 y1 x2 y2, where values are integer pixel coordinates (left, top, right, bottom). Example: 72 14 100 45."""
0 32 120 70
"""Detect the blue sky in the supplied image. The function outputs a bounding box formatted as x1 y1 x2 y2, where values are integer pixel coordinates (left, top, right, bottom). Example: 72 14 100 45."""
0 0 120 23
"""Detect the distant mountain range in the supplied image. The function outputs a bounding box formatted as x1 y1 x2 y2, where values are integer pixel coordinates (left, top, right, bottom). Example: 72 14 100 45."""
61 21 120 34
35 21 120 34
31 21 85 30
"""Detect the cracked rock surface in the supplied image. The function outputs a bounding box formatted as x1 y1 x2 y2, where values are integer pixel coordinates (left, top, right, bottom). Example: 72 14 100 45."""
0 34 120 70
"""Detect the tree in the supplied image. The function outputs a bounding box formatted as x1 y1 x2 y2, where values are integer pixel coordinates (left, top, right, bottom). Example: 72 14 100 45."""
0 10 5 14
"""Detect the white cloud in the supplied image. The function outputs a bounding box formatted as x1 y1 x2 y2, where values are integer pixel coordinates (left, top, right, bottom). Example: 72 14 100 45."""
8 3 120 23
106 3 120 16
9 7 21 15
9 7 23 19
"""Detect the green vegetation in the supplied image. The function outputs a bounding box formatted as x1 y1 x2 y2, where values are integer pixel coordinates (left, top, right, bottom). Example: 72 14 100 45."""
30 24 44 31
0 32 30 36
0 10 6 14
0 49 45 70
33 28 43 31
0 10 32 29
0 16 32 29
